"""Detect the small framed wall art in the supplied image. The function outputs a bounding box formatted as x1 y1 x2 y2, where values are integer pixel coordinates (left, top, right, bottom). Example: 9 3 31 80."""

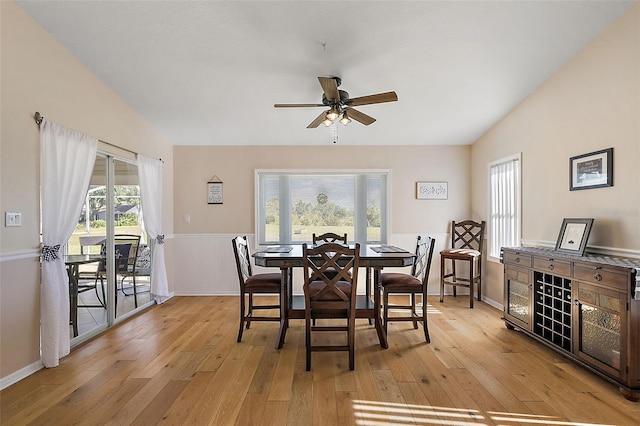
416 181 448 200
207 176 223 204
570 148 613 191
554 218 594 256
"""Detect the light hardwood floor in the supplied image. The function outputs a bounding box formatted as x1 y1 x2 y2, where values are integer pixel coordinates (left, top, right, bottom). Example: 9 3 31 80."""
2 295 639 425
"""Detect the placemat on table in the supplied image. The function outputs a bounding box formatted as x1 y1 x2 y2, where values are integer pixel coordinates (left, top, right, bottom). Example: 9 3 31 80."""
371 245 409 253
260 246 293 253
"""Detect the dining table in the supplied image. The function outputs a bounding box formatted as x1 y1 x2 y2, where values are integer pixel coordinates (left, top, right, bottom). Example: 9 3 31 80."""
252 244 415 350
64 254 103 337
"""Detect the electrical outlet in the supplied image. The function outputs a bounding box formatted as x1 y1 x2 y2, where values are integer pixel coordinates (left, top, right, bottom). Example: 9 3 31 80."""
5 212 22 227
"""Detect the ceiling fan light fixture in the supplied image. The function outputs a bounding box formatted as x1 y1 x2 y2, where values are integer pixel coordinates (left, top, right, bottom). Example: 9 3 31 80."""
326 105 340 121
322 117 334 127
340 111 351 126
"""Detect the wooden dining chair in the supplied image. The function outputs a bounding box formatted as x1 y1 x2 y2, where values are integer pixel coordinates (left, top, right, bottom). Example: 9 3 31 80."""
310 232 350 325
439 220 486 308
312 232 348 245
302 242 360 371
379 235 435 342
312 232 349 277
232 236 281 343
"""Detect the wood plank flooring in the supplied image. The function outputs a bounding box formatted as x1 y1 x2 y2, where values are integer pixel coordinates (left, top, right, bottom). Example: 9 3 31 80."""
2 295 640 425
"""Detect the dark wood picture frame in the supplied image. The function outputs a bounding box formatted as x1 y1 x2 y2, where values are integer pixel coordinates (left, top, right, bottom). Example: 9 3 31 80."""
569 148 613 191
554 218 594 256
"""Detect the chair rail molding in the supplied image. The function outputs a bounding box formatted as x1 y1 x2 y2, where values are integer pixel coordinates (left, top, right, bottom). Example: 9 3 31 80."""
0 249 40 262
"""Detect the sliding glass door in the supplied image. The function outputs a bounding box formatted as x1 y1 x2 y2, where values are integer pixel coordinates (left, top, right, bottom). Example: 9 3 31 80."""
68 154 153 342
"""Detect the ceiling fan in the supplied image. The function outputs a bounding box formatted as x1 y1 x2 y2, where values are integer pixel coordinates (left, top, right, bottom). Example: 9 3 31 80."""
274 77 398 128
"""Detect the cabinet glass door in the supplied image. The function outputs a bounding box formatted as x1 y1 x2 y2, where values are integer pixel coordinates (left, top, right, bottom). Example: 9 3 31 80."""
575 284 624 376
505 265 532 329
507 280 530 324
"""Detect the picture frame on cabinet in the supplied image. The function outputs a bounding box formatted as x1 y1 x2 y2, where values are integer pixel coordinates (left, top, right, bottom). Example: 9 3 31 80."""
554 218 594 256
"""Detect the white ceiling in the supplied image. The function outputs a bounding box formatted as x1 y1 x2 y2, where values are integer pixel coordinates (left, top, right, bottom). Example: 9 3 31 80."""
17 1 635 146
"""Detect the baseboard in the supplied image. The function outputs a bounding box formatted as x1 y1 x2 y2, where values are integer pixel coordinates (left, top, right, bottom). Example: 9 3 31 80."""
1 360 43 390
481 295 503 311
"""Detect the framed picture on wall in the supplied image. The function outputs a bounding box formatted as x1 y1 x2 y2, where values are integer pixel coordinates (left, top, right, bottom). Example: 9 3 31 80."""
554 218 594 256
416 182 448 200
207 177 223 204
570 148 613 191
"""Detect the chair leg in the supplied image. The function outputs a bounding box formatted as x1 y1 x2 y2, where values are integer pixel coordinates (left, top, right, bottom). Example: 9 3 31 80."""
348 313 355 371
422 294 431 343
411 293 418 329
452 260 457 297
305 311 312 372
383 291 389 335
246 293 253 329
477 259 482 302
367 267 373 325
132 275 138 308
237 293 246 342
439 256 445 302
469 261 474 309
95 274 106 308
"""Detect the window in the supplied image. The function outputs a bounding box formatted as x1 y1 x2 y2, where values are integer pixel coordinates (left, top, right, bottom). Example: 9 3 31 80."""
489 154 521 258
256 170 389 245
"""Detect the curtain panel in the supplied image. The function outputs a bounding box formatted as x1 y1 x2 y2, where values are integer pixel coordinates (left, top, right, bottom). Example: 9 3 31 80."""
40 119 97 367
137 154 169 303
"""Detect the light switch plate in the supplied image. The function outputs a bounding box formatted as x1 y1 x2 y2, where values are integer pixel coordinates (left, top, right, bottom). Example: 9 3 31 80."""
5 212 22 227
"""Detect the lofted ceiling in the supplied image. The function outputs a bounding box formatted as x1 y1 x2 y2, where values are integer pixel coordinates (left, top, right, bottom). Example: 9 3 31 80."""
17 1 635 146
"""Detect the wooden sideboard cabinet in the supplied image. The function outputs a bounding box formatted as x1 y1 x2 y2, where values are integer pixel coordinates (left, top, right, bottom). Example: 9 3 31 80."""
501 246 640 400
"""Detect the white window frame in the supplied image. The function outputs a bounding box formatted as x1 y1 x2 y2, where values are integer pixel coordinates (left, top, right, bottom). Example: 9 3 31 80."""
255 169 390 245
488 153 522 259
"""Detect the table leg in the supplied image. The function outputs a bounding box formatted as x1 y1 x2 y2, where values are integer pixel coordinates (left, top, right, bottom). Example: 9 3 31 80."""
372 267 388 349
366 267 373 325
276 267 290 350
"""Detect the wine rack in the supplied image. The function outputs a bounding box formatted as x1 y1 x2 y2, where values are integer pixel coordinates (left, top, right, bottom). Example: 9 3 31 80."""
534 272 572 351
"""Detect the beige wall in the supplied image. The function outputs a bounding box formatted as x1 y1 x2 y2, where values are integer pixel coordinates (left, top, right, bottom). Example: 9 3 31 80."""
173 145 470 236
0 2 174 380
172 145 472 297
471 3 640 303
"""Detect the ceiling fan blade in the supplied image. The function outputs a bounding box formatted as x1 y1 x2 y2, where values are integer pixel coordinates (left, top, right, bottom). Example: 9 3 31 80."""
307 111 328 128
348 91 398 107
347 108 376 126
274 103 325 108
318 77 340 102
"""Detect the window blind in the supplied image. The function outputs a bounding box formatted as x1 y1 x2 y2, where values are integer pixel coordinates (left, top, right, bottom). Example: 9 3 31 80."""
489 156 521 258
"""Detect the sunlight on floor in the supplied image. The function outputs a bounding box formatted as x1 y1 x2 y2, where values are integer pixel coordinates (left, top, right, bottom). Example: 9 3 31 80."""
352 400 615 426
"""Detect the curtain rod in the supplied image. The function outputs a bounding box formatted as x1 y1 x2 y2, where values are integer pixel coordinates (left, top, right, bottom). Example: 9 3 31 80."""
34 112 163 163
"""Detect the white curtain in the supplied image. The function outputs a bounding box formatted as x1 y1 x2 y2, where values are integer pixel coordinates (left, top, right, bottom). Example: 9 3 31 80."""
40 119 97 367
137 154 169 303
